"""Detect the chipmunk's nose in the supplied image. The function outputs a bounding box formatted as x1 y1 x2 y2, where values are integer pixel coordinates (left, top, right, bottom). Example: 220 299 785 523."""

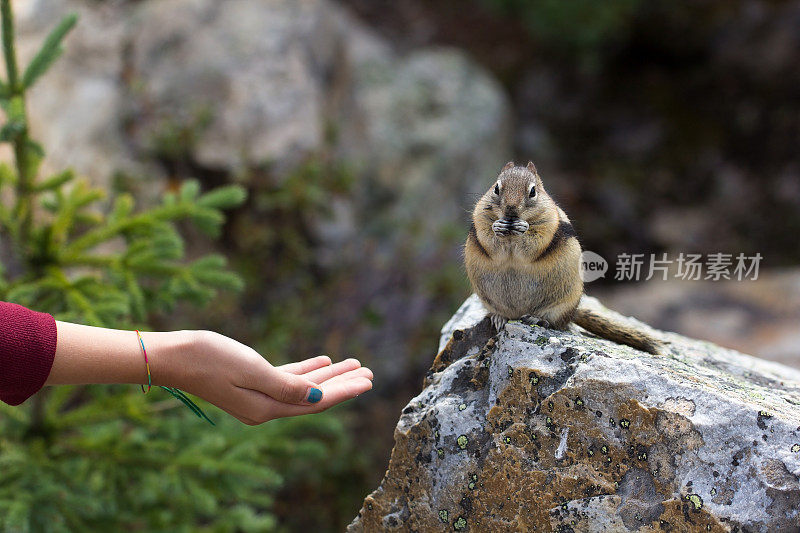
504 207 518 220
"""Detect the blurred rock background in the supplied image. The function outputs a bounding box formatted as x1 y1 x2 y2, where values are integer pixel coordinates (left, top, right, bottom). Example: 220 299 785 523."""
6 0 799 529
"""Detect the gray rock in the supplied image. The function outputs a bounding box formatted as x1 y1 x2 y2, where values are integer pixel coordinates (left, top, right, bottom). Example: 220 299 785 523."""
127 0 337 172
338 47 511 235
14 0 140 188
350 295 800 532
128 0 510 235
15 0 510 238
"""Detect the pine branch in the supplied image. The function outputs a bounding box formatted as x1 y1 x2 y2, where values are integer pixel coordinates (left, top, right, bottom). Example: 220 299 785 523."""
22 13 77 89
1 0 19 89
0 3 363 530
32 169 73 192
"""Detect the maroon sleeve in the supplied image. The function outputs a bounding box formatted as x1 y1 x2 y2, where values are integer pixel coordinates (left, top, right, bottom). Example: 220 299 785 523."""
0 302 58 406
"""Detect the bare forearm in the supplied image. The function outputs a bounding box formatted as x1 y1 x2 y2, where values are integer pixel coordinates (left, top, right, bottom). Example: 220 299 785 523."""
45 321 194 387
42 321 373 425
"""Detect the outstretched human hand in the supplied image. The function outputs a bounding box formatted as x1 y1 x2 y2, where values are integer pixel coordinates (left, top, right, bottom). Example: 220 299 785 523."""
169 331 373 425
46 324 374 425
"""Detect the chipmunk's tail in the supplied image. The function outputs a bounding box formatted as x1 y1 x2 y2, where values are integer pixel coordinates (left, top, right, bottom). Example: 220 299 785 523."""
573 304 664 355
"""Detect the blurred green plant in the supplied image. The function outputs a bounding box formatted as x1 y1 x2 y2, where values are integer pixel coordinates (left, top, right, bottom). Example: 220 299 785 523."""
0 6 245 327
229 157 355 357
0 3 362 531
480 0 641 66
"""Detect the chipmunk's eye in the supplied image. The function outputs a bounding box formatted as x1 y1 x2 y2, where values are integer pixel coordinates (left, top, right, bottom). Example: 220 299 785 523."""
494 183 500 195
529 186 537 198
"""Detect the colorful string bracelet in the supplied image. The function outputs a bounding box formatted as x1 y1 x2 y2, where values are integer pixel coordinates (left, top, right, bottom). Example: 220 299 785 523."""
135 330 215 426
135 330 152 394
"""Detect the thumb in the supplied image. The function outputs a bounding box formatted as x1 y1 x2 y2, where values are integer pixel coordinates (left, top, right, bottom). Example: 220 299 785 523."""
265 369 323 405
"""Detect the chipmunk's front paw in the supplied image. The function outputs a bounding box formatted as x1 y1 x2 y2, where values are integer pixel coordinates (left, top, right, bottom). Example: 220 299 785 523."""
490 313 508 332
492 219 511 236
492 218 529 237
508 219 529 235
520 315 551 328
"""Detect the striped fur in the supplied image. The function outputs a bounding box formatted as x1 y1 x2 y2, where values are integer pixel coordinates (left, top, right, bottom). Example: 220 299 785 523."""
465 161 663 354
465 163 582 328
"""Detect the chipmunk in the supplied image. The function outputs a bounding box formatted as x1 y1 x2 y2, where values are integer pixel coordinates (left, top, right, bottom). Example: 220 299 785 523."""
464 161 664 355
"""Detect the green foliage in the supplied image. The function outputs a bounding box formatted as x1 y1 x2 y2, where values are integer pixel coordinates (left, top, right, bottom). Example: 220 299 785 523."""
21 13 77 90
230 157 355 358
145 106 214 161
480 0 642 64
0 392 361 532
3 175 245 326
0 4 361 531
0 5 245 326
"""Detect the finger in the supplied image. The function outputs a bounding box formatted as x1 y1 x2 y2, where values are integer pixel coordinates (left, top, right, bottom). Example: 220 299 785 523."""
205 387 266 425
318 366 373 386
252 366 323 405
229 376 373 425
264 377 373 419
302 358 362 383
223 387 280 425
277 355 332 375
221 405 259 426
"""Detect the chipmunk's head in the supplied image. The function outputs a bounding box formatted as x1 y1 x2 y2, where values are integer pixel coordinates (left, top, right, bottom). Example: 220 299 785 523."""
481 161 554 237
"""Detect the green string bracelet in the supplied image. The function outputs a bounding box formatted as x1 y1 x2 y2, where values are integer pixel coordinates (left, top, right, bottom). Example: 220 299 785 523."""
136 330 214 426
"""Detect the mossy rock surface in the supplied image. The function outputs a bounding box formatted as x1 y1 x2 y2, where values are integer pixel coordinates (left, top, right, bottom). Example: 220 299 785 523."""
349 295 800 532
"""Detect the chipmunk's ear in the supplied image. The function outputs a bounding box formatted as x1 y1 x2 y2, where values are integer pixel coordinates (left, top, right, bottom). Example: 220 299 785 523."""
502 161 514 172
526 161 538 175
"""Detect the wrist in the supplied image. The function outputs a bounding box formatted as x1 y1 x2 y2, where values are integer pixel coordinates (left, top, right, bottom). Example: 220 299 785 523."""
145 329 204 390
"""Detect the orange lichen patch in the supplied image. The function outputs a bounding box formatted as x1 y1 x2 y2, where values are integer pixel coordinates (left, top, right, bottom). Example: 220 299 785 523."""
655 409 704 449
657 497 729 532
615 399 658 441
462 364 724 531
466 448 617 531
547 494 730 533
352 423 440 531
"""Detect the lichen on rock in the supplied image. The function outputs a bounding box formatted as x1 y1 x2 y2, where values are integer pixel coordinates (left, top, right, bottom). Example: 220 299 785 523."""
348 295 800 532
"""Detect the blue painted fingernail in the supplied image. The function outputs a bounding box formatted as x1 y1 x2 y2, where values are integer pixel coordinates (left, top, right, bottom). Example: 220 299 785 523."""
307 387 323 404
